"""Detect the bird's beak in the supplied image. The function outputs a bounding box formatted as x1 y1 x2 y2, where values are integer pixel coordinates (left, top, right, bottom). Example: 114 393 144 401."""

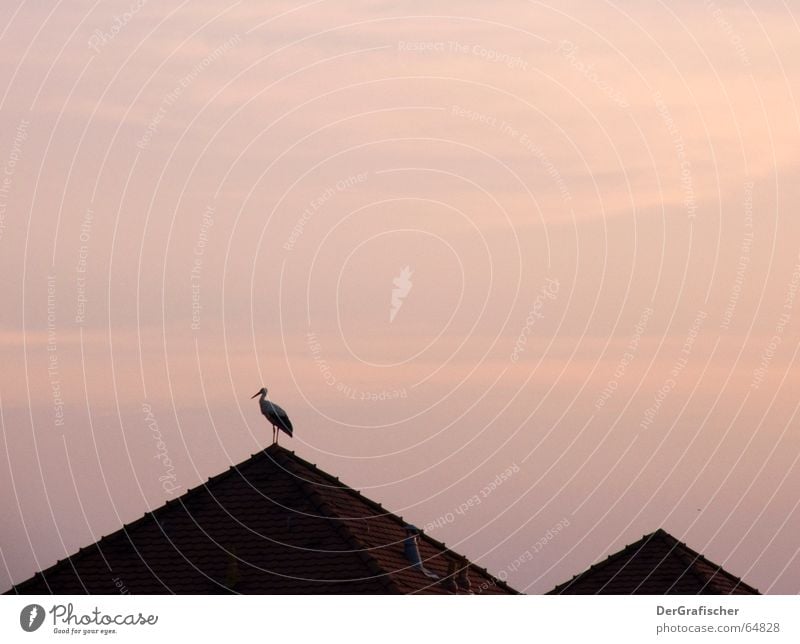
251 391 260 399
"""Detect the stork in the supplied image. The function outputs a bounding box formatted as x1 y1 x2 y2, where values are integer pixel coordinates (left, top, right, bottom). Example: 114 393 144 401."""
251 387 293 444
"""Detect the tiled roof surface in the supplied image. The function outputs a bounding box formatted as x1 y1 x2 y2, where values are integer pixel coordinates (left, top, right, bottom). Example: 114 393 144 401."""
548 528 759 595
7 445 518 595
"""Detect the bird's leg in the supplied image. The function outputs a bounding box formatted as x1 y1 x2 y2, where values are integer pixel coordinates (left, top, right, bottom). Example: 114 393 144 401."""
275 426 279 445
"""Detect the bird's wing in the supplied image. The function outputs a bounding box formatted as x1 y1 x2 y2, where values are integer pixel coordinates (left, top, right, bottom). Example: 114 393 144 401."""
266 401 293 435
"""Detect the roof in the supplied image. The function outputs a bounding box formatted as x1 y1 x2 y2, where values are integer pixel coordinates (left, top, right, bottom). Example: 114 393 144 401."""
548 528 759 595
7 445 518 595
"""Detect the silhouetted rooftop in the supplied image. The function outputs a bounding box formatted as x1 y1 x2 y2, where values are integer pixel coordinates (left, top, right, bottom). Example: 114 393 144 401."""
7 444 518 595
548 528 759 595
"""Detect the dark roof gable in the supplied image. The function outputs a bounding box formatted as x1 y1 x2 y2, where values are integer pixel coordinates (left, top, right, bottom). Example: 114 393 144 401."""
548 528 759 595
8 445 518 595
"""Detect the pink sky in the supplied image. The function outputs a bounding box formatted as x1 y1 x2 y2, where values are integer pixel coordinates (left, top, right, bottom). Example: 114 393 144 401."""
1 0 800 593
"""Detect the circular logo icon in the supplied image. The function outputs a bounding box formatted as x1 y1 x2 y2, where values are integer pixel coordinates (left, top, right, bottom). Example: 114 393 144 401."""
20 604 45 632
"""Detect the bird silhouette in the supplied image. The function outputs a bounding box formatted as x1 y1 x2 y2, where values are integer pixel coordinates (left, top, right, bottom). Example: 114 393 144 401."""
251 387 293 444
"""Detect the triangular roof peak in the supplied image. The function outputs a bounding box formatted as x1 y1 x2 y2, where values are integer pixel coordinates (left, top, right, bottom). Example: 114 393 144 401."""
8 444 518 595
549 528 759 595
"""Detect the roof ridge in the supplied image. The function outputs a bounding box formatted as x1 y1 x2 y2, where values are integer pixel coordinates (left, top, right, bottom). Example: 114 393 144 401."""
658 531 722 592
271 447 517 594
8 448 302 593
549 529 687 594
665 533 759 594
269 447 396 515
547 528 760 595
269 448 401 594
548 530 661 594
9 444 519 595
634 529 717 595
